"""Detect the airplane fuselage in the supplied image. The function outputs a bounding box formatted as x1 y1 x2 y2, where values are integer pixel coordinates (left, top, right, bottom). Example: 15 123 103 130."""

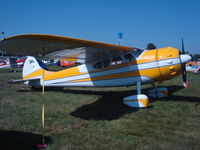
24 47 183 88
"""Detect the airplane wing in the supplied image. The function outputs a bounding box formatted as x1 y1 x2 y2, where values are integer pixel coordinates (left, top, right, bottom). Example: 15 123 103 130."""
0 34 133 63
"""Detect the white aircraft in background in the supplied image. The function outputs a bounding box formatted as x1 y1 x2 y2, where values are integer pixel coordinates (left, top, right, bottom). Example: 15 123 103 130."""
0 34 191 108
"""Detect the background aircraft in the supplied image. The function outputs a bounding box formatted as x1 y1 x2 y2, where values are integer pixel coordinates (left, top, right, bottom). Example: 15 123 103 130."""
0 34 191 108
0 57 26 69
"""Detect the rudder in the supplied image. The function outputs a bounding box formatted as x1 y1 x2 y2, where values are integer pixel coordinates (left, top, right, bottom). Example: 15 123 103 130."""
23 56 47 79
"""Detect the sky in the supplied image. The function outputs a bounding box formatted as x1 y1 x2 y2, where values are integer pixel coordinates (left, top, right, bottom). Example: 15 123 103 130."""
1 0 200 54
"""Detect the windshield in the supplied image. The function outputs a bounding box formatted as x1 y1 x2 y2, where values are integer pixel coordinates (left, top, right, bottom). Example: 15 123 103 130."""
133 48 144 58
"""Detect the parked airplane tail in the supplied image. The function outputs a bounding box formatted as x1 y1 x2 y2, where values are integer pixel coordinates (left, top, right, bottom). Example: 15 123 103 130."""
23 56 48 79
7 56 48 85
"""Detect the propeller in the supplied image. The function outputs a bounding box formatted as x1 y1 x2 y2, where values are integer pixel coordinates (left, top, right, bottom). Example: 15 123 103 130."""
181 38 189 88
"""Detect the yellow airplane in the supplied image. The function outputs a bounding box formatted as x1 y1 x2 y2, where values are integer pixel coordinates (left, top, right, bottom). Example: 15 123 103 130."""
0 34 191 108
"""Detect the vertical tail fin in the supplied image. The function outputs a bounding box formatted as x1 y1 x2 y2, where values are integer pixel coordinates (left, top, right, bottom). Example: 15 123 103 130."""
23 56 47 79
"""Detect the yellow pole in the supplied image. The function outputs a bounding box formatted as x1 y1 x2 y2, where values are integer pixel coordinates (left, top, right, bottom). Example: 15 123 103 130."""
42 103 45 129
42 103 45 144
42 69 45 144
42 70 45 96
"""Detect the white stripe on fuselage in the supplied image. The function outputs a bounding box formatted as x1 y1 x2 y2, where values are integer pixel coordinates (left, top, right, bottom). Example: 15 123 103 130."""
45 76 151 87
44 57 181 84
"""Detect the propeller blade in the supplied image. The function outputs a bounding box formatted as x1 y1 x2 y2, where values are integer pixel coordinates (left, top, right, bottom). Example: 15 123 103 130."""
182 63 188 88
181 38 189 88
182 37 185 54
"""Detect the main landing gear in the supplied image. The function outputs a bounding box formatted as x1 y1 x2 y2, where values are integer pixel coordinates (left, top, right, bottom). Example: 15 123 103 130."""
123 82 168 108
147 83 168 98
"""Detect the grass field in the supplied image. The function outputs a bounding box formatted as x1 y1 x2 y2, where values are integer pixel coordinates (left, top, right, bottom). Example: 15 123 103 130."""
0 67 200 150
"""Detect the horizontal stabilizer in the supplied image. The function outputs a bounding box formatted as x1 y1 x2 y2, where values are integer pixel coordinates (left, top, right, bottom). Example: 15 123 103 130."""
7 78 40 84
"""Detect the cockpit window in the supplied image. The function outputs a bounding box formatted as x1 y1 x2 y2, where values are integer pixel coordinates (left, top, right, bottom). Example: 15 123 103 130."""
93 56 124 69
133 48 144 57
93 61 102 69
110 56 122 66
103 59 110 68
124 53 134 62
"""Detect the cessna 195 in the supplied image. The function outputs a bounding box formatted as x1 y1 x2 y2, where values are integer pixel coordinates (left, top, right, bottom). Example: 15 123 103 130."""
0 34 191 108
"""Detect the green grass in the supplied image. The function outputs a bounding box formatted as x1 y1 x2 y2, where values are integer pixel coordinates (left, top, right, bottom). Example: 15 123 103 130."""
0 67 200 150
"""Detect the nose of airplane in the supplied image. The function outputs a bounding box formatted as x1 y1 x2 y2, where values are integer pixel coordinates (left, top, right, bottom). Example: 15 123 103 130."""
180 54 191 63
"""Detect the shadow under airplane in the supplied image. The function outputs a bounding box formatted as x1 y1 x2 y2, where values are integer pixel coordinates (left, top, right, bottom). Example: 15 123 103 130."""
17 85 200 120
69 85 200 120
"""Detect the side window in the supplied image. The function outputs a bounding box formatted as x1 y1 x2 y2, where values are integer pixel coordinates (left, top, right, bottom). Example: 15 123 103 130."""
124 53 134 62
133 48 144 57
93 61 102 69
111 56 122 66
103 59 110 68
